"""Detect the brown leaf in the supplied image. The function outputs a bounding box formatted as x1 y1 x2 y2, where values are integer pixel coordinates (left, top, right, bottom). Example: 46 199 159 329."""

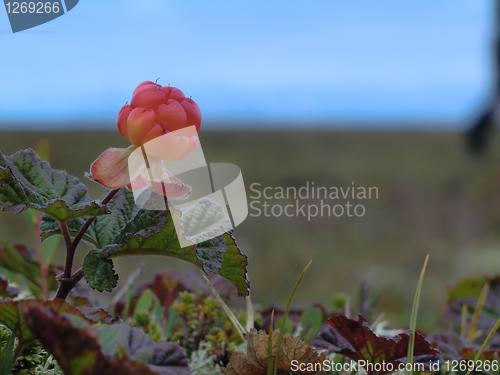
224 352 263 375
224 330 326 375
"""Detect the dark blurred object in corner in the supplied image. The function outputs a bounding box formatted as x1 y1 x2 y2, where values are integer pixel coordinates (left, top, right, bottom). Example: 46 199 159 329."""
468 105 495 154
467 0 500 154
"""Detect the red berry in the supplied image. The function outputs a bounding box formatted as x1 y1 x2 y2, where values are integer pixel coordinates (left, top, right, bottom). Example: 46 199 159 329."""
119 81 202 146
133 81 160 96
131 85 166 109
181 98 202 131
157 100 188 132
117 104 132 140
162 86 185 101
126 108 156 146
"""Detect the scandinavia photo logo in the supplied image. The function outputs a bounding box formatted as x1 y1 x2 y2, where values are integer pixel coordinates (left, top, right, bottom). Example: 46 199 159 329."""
127 126 249 248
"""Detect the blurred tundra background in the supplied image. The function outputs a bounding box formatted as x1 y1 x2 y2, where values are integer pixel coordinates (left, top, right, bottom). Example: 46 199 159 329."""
0 0 499 328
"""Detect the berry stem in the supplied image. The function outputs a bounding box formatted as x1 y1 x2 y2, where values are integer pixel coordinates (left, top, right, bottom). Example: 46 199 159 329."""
54 189 119 300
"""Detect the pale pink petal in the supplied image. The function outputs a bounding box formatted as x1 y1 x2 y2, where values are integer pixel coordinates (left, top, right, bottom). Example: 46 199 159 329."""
87 147 135 189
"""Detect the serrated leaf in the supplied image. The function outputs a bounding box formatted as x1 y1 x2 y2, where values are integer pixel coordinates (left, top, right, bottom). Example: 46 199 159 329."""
224 329 326 375
44 189 249 296
0 148 107 221
41 187 141 246
83 252 118 292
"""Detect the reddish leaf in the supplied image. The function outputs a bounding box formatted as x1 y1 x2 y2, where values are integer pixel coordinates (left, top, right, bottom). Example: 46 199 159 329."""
0 277 17 298
0 299 94 343
460 347 499 361
136 270 238 314
430 331 500 361
25 306 191 375
430 331 470 360
313 315 438 374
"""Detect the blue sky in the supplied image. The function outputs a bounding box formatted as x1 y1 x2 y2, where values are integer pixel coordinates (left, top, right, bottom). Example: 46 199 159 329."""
0 0 494 129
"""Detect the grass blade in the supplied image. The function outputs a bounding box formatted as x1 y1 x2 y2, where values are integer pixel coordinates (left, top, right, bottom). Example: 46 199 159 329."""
201 272 246 340
111 262 144 305
273 259 313 375
467 283 489 341
460 303 468 337
407 254 429 374
465 317 500 375
267 310 275 375
246 295 255 332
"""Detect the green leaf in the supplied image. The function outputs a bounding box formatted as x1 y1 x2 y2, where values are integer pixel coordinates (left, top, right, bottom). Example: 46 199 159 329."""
44 189 250 296
164 307 178 340
134 289 155 317
0 148 107 221
83 252 118 293
300 307 323 343
41 187 141 246
42 236 60 265
0 327 15 375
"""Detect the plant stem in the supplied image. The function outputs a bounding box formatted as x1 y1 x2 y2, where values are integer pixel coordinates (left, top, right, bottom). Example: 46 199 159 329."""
71 188 119 249
54 189 119 300
59 221 74 279
201 272 246 340
71 268 84 284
